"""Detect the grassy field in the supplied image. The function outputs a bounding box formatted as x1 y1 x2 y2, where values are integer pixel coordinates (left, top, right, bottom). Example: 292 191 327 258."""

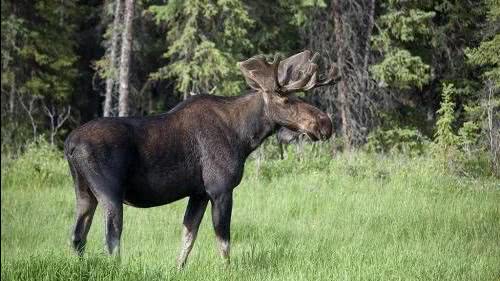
1 144 499 281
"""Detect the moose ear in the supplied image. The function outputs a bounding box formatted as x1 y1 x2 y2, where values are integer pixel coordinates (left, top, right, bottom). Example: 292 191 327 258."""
238 56 279 92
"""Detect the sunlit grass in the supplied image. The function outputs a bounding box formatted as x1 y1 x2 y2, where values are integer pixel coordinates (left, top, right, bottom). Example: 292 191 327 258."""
1 146 499 281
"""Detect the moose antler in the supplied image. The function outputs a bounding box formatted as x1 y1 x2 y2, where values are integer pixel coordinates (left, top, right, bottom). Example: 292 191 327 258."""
238 50 339 93
278 50 339 93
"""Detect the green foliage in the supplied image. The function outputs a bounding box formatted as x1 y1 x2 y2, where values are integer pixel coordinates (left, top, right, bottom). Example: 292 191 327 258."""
93 1 121 83
431 83 497 177
462 0 500 176
149 0 254 96
457 121 480 150
366 127 429 155
466 34 500 87
252 148 332 182
1 139 70 190
1 0 498 167
377 9 435 42
371 3 434 89
370 49 430 89
15 1 78 101
434 83 459 150
279 0 327 26
1 6 27 91
465 0 500 87
1 0 81 151
0 120 33 157
485 0 500 19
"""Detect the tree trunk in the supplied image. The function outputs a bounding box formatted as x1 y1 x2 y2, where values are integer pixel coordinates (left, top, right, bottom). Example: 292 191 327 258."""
9 77 16 114
332 0 351 150
103 0 123 117
363 0 375 73
118 0 134 117
332 0 376 150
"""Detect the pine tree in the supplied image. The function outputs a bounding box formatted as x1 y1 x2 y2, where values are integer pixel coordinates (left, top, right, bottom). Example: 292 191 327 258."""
465 0 500 175
370 2 434 89
466 0 500 88
435 83 458 150
149 0 253 98
1 0 79 145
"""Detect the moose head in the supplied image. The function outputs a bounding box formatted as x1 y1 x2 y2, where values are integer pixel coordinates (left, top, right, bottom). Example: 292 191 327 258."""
238 50 339 141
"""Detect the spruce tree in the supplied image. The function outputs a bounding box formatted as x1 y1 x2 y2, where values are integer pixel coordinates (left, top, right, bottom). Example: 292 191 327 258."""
149 0 253 98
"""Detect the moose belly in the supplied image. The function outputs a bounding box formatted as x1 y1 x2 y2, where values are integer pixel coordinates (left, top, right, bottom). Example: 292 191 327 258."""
123 169 202 208
123 186 190 208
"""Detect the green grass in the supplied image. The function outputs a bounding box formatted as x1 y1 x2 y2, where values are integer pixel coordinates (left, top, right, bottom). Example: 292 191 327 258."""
1 145 500 281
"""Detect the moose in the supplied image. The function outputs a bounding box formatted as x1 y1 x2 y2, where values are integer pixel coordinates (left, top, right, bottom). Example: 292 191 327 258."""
64 50 338 268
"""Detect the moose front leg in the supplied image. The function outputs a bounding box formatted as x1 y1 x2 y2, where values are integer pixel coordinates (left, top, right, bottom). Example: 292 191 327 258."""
210 192 233 265
177 195 209 269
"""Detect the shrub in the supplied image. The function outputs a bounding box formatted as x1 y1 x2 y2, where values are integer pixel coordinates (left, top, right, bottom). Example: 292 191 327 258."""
434 83 459 151
366 127 430 155
432 83 497 178
1 140 71 190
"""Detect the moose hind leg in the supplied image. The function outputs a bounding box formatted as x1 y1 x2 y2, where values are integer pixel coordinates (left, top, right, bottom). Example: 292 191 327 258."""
103 199 123 256
177 195 209 269
70 161 98 256
72 187 98 256
210 192 233 265
82 170 124 257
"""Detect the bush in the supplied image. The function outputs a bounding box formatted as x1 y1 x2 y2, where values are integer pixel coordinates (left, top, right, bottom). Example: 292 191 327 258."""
431 83 498 178
1 140 71 190
366 127 430 155
246 146 333 182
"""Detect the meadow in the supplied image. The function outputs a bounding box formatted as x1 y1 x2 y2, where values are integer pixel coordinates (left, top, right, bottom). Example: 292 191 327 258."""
1 143 499 281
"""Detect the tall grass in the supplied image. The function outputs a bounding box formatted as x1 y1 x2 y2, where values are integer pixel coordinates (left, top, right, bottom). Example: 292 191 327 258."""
1 142 499 281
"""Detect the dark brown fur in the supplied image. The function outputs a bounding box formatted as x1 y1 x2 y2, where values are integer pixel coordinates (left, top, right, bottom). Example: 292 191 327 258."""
65 51 337 267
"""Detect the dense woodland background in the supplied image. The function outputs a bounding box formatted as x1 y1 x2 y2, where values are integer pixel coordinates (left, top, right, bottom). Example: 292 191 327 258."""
1 0 499 176
2 2 500 280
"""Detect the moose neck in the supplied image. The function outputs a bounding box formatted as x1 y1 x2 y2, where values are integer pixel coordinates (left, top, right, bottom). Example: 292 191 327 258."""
228 92 277 155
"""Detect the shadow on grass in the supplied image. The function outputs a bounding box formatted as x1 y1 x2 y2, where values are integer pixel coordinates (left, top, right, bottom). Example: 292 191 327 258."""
232 223 297 271
1 255 171 281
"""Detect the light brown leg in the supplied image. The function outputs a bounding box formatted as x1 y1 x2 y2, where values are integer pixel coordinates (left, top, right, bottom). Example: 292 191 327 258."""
177 196 208 269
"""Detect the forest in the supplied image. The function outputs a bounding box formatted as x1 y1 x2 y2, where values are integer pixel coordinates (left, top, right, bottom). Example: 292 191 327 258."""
1 0 499 173
1 1 500 281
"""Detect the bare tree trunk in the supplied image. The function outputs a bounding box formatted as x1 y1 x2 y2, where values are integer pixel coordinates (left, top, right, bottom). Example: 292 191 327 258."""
332 0 376 150
332 0 351 150
42 101 71 146
19 95 40 141
9 77 15 114
338 80 352 150
299 6 338 155
104 0 123 117
485 81 500 175
118 0 134 117
363 0 375 73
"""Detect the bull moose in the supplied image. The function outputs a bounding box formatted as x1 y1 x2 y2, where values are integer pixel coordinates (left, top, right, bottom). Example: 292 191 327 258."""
64 50 338 268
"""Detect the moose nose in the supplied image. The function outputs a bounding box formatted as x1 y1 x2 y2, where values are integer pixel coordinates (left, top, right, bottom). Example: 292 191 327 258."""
318 114 333 140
